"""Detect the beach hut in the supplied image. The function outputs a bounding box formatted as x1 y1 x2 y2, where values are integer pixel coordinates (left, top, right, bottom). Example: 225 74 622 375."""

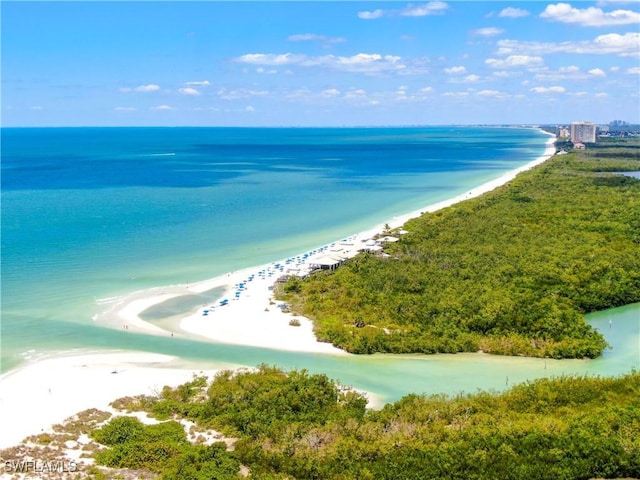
359 244 383 254
311 254 344 271
379 236 399 244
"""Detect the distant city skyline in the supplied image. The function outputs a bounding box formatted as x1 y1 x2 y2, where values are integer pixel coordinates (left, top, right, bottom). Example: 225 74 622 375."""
2 1 639 127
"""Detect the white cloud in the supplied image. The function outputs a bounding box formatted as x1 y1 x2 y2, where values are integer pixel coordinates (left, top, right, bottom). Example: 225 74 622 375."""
288 33 345 44
152 104 174 110
597 0 640 4
288 33 322 41
321 88 341 97
472 27 504 37
627 67 640 74
256 67 278 74
235 52 420 75
218 88 270 100
185 80 210 86
245 105 255 112
358 8 384 19
496 32 640 57
236 53 306 66
533 65 612 81
444 66 467 74
534 66 586 81
530 86 566 93
135 84 160 92
337 53 387 65
610 66 621 72
275 87 378 106
462 74 480 83
588 68 607 77
476 89 506 97
595 92 609 97
342 88 371 103
179 87 201 96
540 3 640 26
400 2 449 17
330 53 408 73
442 91 470 97
499 7 530 18
583 32 639 55
120 84 160 93
357 2 448 19
274 85 441 106
114 106 137 111
485 55 544 68
285 88 313 100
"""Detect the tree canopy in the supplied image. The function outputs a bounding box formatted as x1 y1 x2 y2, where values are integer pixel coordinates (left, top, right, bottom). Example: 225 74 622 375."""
90 366 640 479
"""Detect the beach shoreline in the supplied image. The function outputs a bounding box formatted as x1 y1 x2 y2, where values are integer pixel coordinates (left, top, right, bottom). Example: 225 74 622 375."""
96 132 557 353
0 351 235 450
0 130 557 448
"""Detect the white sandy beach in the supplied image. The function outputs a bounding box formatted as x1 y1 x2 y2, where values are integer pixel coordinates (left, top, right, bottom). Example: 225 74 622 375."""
0 133 556 449
0 351 229 450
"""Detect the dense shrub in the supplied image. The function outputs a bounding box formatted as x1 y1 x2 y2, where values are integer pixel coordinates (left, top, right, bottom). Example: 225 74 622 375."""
91 368 640 480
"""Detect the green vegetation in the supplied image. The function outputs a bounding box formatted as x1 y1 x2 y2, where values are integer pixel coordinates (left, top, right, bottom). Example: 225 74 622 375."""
89 367 640 480
278 139 640 358
91 416 240 479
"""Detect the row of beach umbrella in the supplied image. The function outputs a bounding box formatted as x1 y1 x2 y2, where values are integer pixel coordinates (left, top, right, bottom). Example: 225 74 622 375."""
201 236 363 317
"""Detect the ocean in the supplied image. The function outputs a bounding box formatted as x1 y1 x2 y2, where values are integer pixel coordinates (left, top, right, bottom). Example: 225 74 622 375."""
2 126 637 402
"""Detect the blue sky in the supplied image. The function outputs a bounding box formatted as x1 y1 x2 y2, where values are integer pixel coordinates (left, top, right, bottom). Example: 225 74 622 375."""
2 1 639 126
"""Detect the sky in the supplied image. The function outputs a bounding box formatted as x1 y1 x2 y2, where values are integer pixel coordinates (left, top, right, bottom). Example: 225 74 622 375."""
2 1 639 127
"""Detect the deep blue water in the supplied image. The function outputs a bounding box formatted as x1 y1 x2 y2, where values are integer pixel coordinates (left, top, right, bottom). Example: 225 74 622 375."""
2 127 539 191
2 126 637 401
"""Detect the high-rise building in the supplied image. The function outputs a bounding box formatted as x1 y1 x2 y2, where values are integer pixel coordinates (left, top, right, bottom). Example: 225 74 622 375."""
570 121 596 143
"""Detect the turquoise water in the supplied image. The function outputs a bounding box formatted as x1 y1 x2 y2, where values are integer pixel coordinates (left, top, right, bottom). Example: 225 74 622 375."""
2 127 638 401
